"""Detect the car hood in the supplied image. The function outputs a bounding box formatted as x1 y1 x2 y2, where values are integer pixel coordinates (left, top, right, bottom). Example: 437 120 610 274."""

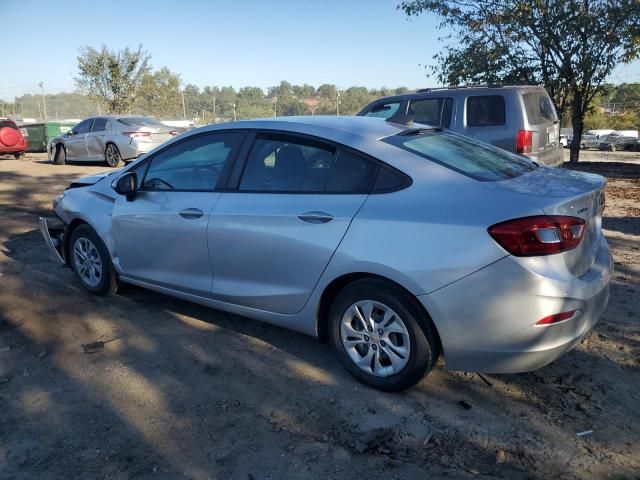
69 170 118 188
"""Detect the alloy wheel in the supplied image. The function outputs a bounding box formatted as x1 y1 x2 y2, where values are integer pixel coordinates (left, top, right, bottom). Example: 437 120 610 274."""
106 144 120 167
340 300 411 377
73 237 103 288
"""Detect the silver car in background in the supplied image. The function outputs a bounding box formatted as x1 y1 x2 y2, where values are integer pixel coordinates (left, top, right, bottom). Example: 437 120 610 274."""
48 115 177 167
39 116 611 391
358 85 564 167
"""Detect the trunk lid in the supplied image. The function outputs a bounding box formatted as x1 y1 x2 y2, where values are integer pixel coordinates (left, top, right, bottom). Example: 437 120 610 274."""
136 125 174 143
486 166 606 277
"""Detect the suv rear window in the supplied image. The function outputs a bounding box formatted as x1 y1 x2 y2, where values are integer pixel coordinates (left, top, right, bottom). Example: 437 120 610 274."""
466 96 506 126
117 117 163 127
522 91 558 125
383 131 537 182
0 120 18 130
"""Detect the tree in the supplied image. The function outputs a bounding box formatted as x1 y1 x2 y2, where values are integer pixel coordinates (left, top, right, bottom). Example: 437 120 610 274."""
136 67 181 118
400 0 640 161
75 44 151 114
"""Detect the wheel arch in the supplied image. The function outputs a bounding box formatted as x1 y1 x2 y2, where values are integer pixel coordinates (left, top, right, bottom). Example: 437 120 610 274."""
64 218 89 269
315 272 441 349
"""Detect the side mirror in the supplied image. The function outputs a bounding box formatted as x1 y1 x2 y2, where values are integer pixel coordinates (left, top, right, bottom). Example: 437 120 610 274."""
67 130 76 137
114 172 138 202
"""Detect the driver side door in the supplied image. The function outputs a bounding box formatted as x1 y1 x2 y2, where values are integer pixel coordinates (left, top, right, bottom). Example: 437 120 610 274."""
65 118 93 160
111 131 245 296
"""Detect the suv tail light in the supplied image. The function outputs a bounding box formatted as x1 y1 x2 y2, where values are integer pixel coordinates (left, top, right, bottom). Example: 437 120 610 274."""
123 131 151 138
516 130 533 154
488 215 586 256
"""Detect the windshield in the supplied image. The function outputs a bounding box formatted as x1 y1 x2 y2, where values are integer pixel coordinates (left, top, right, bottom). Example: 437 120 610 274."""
116 117 163 127
384 131 537 182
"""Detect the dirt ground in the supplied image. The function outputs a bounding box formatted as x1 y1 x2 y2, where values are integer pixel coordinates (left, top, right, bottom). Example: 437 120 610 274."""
0 151 638 480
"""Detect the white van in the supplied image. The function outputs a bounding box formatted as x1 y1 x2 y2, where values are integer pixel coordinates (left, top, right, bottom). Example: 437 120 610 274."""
609 130 639 139
587 129 615 140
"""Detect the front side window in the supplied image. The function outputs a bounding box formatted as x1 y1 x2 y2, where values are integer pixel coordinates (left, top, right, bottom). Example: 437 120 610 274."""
466 95 506 127
142 132 243 191
240 135 336 192
383 131 536 182
363 102 401 119
408 97 453 127
73 119 93 134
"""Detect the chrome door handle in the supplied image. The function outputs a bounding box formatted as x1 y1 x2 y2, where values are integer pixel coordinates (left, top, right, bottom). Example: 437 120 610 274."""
298 211 333 224
179 208 204 219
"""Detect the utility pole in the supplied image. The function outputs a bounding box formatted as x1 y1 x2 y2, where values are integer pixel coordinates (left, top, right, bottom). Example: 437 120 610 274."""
20 102 24 119
273 96 278 117
212 96 216 123
232 102 237 122
39 81 47 121
181 90 187 120
336 91 340 116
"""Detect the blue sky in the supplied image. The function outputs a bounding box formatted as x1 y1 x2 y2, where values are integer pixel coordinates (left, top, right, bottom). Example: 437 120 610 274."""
1 0 639 101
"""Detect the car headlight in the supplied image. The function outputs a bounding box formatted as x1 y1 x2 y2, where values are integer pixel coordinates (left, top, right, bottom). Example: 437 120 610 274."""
53 193 65 209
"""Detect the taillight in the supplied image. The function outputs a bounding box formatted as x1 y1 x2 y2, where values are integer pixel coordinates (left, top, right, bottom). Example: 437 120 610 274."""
123 131 151 138
169 130 179 136
488 215 586 256
516 130 533 154
536 310 578 326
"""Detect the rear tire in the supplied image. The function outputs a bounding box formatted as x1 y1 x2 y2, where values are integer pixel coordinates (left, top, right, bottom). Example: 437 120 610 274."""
14 152 25 159
105 143 122 167
53 144 66 165
329 278 440 392
69 225 118 295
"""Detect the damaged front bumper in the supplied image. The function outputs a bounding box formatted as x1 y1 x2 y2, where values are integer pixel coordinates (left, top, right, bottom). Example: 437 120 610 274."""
38 217 66 265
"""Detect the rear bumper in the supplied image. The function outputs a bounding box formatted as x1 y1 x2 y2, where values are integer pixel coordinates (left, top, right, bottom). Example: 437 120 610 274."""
38 217 66 265
419 235 612 373
527 146 564 167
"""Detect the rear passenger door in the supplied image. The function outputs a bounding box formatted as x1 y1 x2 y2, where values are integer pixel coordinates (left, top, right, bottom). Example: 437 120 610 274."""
209 133 378 314
86 117 110 160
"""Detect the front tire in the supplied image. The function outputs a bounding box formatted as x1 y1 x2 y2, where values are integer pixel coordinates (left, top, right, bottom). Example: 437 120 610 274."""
69 225 118 295
105 143 122 167
329 278 440 392
53 144 66 165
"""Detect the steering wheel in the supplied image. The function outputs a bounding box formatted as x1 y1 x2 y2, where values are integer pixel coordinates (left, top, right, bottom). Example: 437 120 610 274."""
191 164 221 189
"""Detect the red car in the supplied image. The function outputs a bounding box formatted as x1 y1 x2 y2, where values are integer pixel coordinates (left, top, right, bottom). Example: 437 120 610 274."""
0 119 27 158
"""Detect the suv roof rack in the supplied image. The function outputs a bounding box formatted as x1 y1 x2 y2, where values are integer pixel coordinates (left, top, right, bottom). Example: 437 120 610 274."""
415 84 527 93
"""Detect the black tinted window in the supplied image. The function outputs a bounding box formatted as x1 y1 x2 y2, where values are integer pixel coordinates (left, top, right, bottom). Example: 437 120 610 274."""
91 118 109 132
240 136 336 192
383 132 536 182
373 167 406 191
326 150 377 193
363 102 401 119
74 119 93 134
142 133 242 191
467 96 505 126
0 120 17 130
409 98 453 127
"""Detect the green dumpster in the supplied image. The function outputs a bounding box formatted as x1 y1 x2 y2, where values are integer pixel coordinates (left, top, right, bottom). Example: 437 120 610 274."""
21 122 75 152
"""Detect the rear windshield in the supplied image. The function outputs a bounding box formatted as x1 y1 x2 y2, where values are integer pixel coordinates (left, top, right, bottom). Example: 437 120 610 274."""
384 131 537 182
0 120 18 130
521 91 558 125
116 117 163 127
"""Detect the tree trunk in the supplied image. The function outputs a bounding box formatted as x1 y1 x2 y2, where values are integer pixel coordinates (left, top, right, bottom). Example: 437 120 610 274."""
569 95 584 163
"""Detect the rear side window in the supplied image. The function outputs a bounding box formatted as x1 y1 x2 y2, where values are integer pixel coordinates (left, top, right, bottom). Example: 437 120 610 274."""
91 118 109 132
363 102 401 119
522 92 558 125
326 150 377 193
240 135 336 192
466 96 505 126
408 98 453 127
383 132 536 182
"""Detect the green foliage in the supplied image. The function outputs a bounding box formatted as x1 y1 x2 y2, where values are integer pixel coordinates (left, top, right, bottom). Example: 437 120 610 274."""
134 67 182 118
75 44 151 114
400 0 640 160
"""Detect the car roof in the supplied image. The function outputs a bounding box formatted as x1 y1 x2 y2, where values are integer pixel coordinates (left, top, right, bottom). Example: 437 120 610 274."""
208 115 413 140
362 85 546 104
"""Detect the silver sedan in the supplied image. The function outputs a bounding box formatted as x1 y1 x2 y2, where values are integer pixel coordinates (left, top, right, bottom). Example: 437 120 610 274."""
39 116 612 391
48 115 177 167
